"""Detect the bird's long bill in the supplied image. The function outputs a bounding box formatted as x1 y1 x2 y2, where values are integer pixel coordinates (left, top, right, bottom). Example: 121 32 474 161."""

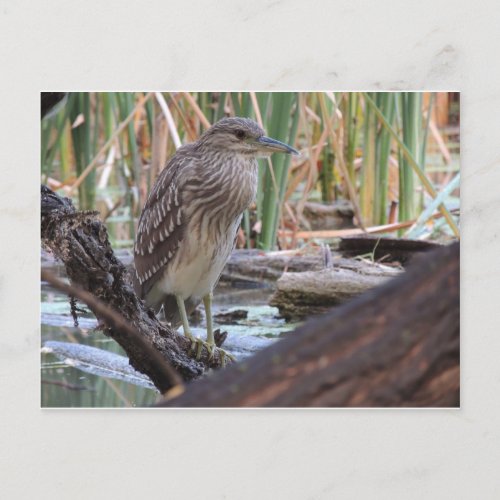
255 136 299 155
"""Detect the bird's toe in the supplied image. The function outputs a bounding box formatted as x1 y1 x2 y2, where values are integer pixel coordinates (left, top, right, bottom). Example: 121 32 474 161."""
218 348 236 367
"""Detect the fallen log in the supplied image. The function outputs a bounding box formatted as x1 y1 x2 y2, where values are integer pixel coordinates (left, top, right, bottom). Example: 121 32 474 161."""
220 248 325 284
339 235 441 265
220 247 403 285
159 242 459 407
269 262 402 320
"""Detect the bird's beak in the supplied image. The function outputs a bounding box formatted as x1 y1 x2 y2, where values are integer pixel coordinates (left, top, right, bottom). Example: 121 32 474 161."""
255 136 299 155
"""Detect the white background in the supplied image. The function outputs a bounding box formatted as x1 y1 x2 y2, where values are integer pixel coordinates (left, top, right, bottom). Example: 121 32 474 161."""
1 0 499 498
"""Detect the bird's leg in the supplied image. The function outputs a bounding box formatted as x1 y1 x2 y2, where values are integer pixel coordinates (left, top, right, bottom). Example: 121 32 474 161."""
175 294 219 361
175 295 197 349
203 292 235 365
203 292 215 347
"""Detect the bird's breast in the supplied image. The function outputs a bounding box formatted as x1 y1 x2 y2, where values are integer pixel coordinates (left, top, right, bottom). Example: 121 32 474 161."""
184 156 258 228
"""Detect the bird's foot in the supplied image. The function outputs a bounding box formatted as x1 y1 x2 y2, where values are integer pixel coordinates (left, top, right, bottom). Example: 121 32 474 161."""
206 343 236 367
216 347 236 367
188 337 235 366
183 332 204 357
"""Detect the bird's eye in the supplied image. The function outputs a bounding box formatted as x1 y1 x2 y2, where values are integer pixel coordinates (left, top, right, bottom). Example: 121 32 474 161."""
235 129 246 140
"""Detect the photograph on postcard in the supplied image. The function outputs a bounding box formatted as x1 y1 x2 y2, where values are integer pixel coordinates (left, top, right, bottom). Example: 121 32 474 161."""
40 92 460 408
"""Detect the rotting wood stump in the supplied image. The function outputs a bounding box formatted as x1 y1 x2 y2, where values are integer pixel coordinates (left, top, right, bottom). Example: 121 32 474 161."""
159 242 459 407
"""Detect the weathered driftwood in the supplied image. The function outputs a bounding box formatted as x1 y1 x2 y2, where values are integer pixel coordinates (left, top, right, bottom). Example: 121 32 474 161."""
220 248 395 286
269 262 402 320
159 242 459 407
222 237 433 286
41 186 230 391
220 249 325 284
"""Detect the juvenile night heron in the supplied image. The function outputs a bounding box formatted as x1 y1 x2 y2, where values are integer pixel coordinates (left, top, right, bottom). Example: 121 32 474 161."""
134 117 298 362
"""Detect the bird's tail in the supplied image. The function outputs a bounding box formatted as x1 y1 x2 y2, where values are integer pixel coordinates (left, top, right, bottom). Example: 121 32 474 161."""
162 295 200 328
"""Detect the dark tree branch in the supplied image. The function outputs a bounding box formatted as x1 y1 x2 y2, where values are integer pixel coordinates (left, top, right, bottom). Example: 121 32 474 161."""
41 185 230 388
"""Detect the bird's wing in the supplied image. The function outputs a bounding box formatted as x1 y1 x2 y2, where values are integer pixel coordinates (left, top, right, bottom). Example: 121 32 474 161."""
134 146 194 298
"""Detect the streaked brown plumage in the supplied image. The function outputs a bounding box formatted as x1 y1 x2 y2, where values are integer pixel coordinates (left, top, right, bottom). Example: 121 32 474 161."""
134 117 298 361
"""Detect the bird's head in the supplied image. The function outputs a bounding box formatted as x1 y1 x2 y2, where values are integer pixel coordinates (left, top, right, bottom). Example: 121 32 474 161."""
197 117 299 158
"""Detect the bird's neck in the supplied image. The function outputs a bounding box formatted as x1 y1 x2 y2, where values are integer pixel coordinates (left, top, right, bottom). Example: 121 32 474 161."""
194 151 258 219
202 149 258 170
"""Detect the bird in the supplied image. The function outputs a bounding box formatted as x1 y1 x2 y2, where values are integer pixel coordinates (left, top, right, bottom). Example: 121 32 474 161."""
133 116 298 364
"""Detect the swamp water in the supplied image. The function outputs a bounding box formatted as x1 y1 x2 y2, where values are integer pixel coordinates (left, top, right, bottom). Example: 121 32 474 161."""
41 281 297 408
